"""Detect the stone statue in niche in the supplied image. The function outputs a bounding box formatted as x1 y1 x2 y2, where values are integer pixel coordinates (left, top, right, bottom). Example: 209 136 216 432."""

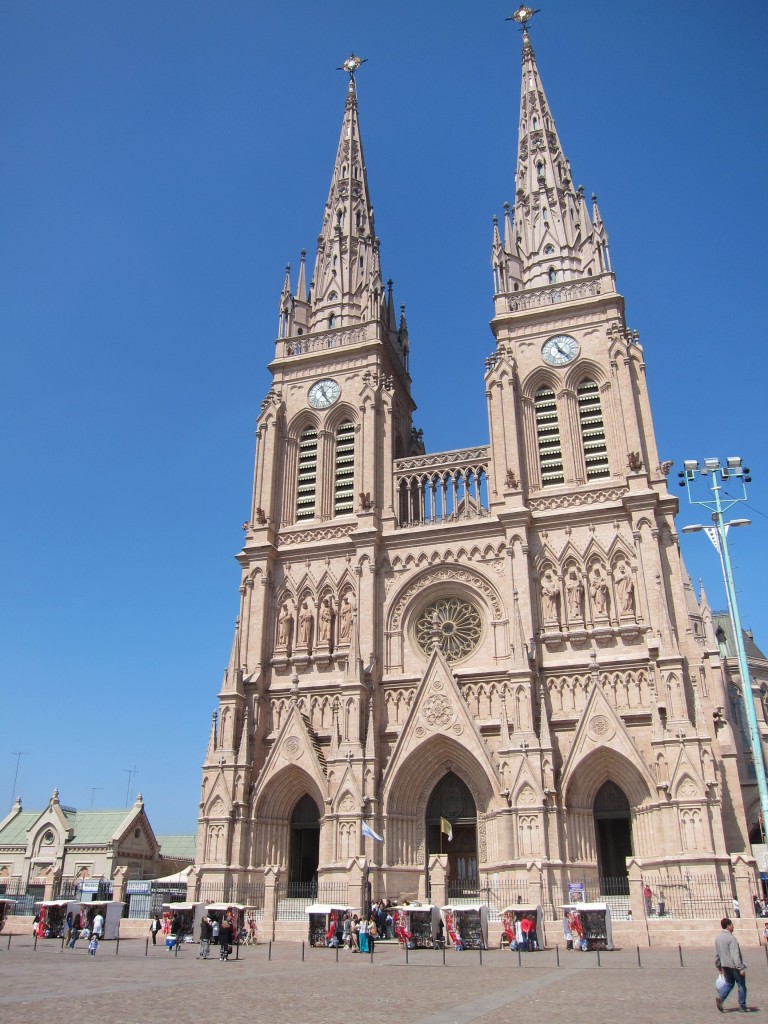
338 593 355 642
614 561 636 615
318 596 334 644
590 565 610 618
565 568 583 620
540 570 560 623
277 603 293 648
298 601 314 647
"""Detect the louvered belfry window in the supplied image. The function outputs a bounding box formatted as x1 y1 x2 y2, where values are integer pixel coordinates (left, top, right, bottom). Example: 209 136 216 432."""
296 428 318 520
577 380 610 479
534 388 564 486
334 421 355 515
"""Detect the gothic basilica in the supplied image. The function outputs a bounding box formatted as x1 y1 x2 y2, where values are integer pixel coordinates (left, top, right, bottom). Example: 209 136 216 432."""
193 16 761 932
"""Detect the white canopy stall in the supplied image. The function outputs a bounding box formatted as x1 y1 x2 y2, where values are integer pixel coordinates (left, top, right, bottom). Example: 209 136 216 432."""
392 904 441 948
561 902 614 951
441 904 488 950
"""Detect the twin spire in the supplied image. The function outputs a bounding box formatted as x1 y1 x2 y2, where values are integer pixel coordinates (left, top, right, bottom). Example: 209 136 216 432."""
277 58 406 354
493 17 612 294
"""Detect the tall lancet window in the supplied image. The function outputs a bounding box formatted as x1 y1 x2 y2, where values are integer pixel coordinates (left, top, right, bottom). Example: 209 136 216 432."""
534 388 564 486
296 428 318 520
334 421 355 515
577 380 610 480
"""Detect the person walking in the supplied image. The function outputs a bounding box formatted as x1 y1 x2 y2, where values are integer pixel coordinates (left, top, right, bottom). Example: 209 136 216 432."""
218 915 233 961
150 915 162 945
715 917 749 1013
92 911 104 940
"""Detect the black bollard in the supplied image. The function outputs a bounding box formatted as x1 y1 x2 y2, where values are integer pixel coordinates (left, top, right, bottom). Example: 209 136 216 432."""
115 937 120 956
235 940 239 961
517 946 522 967
479 945 483 966
637 945 642 968
597 948 601 967
678 944 684 967
442 944 446 966
405 943 409 965
369 945 374 964
174 936 179 957
556 944 560 967
7 933 12 950
268 940 272 961
302 941 305 962
34 934 38 952
335 944 339 963
145 937 149 956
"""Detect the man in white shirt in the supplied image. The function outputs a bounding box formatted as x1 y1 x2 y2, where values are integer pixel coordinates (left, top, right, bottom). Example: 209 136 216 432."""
92 912 104 940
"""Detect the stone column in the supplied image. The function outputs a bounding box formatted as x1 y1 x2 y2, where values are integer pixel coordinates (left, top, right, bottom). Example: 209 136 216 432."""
428 854 448 909
262 865 280 941
111 865 128 909
185 865 199 903
346 857 368 917
44 867 61 902
731 853 758 921
626 857 648 945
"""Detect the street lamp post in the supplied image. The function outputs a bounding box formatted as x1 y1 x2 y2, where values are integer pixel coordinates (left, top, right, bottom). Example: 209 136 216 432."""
678 457 768 839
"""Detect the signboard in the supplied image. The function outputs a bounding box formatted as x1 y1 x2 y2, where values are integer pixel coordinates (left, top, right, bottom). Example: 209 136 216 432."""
567 882 586 903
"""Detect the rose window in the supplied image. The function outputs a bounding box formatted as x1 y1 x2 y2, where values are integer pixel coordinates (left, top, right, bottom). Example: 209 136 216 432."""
414 597 482 663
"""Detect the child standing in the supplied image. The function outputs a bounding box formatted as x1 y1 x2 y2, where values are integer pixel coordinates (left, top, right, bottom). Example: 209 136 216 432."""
88 935 99 957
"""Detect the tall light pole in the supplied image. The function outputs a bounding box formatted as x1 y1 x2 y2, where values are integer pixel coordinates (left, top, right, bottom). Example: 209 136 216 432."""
678 456 768 839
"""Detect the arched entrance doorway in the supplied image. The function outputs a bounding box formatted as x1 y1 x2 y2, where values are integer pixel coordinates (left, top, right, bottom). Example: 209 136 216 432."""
593 780 633 889
426 772 478 894
289 794 320 895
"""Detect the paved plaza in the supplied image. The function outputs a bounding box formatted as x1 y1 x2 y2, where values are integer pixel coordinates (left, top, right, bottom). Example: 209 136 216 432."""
1 937 766 1023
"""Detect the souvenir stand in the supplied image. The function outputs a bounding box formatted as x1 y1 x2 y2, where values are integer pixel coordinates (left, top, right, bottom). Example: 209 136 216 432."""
500 905 545 950
35 900 82 938
0 898 15 931
441 904 488 950
206 902 246 940
305 904 349 947
83 900 123 940
392 904 441 948
162 901 204 948
561 902 613 951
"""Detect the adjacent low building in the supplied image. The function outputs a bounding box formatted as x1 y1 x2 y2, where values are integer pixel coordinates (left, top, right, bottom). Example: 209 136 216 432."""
0 788 194 912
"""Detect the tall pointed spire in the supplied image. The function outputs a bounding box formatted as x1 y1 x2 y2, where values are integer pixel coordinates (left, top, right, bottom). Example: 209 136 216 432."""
309 58 384 332
494 15 611 292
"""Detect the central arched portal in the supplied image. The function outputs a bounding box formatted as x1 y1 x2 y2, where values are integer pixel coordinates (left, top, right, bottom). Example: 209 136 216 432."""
593 780 633 888
289 794 320 894
426 772 478 892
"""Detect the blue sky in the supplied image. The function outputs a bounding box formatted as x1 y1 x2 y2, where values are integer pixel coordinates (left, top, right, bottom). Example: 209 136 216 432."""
1 1 766 835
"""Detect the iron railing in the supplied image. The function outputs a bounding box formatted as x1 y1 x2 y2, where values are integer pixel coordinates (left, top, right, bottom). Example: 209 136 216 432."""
641 873 733 921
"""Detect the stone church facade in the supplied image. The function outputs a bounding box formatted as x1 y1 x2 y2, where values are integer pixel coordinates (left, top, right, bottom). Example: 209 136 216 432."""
193 26 761 930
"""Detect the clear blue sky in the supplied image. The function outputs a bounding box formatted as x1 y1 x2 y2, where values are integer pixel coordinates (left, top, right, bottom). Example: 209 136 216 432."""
1 1 766 835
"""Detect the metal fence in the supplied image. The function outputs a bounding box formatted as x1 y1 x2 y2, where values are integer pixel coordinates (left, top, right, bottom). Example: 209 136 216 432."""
275 880 349 921
196 881 265 915
641 873 733 921
446 876 530 921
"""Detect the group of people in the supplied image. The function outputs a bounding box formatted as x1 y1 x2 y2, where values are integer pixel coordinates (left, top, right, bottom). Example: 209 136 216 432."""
199 913 235 960
642 885 666 917
324 901 398 952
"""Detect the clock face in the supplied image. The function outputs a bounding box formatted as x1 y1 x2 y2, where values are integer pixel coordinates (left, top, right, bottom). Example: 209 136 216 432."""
542 334 580 366
308 378 341 409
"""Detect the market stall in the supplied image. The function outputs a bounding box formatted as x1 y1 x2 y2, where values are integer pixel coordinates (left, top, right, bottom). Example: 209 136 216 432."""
0 898 15 932
35 900 82 939
441 904 488 951
392 904 441 948
500 905 544 950
83 900 123 940
305 904 349 947
162 901 204 949
561 902 613 951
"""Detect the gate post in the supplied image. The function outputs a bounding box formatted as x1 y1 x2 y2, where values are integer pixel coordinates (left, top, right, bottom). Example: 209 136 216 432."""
428 855 448 910
262 865 280 942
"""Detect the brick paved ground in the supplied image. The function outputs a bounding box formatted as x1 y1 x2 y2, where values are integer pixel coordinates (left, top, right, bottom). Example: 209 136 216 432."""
1 937 765 1023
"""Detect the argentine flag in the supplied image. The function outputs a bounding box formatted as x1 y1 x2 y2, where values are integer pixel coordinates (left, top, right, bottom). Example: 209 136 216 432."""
361 821 383 842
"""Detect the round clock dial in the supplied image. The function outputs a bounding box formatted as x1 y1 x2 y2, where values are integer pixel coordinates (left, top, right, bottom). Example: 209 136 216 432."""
542 334 580 366
308 378 341 409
